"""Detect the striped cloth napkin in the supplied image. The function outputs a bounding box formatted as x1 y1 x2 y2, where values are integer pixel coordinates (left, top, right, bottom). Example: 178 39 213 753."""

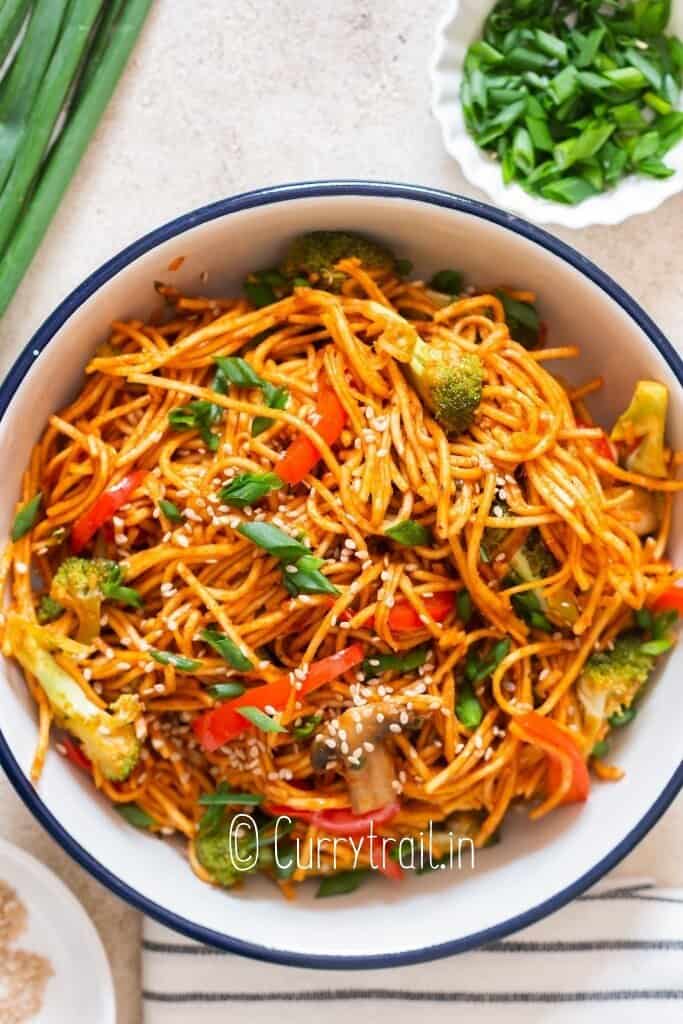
142 877 683 1022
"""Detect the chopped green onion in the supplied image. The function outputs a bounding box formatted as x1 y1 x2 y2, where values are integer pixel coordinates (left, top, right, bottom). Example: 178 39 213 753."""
456 589 473 625
384 520 432 547
609 706 637 727
200 627 253 671
168 400 222 451
238 522 310 562
11 492 42 541
199 790 263 806
316 870 368 898
428 269 464 294
591 740 609 759
456 682 483 729
236 706 287 734
117 803 156 829
101 564 143 609
292 714 323 740
150 649 202 672
209 682 247 700
219 472 283 508
362 645 430 679
158 499 184 523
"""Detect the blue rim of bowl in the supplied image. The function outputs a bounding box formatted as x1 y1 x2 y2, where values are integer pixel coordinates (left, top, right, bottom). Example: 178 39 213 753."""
0 180 681 971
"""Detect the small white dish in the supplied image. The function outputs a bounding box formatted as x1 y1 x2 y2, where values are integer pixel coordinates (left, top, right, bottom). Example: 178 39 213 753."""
431 0 683 228
0 838 115 1024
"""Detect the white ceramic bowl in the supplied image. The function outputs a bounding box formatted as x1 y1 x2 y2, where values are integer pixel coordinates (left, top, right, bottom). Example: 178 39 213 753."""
0 182 681 967
431 0 683 228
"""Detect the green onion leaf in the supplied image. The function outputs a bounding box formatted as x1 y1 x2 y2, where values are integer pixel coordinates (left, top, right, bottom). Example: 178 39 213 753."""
168 400 222 451
292 714 323 739
236 706 287 733
495 290 541 349
117 803 156 829
201 627 253 671
158 499 184 523
384 520 432 547
102 564 143 609
553 122 615 171
209 681 247 700
540 176 598 204
591 740 609 759
219 472 283 508
282 556 339 597
456 682 483 729
214 356 264 390
362 645 430 678
11 492 42 541
428 269 464 295
150 649 202 672
199 790 263 806
609 706 637 727
316 870 369 898
238 521 310 562
456 589 473 625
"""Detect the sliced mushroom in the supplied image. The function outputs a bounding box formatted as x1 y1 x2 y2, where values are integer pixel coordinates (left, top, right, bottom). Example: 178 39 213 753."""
311 701 407 815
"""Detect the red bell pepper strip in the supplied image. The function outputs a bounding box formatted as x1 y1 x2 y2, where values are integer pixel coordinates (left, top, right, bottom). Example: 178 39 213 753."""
60 737 92 772
386 592 455 632
71 470 148 553
652 587 683 616
516 711 590 805
265 800 399 837
265 801 403 880
277 381 346 485
193 643 364 751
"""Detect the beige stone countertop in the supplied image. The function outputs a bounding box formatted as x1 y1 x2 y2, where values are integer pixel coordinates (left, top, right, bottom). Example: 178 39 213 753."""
0 2 681 1022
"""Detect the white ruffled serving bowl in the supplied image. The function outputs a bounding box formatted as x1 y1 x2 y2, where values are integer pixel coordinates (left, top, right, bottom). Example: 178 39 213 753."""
431 0 683 228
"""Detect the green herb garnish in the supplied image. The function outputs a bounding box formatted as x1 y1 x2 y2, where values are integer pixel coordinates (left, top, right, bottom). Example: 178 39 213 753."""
168 400 222 451
219 472 283 508
209 682 247 700
456 681 483 729
101 564 143 609
465 637 511 684
384 520 433 547
461 0 683 204
456 588 473 625
292 714 323 739
150 649 202 672
158 499 184 523
199 790 263 806
201 627 253 671
316 870 369 898
236 706 287 734
116 803 156 829
238 522 339 597
11 492 42 541
429 269 464 294
362 645 430 678
214 356 289 437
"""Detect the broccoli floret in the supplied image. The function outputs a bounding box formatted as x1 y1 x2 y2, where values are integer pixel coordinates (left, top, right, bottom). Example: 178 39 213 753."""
6 613 141 781
409 339 484 434
507 530 578 629
37 595 64 624
50 557 141 643
610 380 669 479
196 810 275 888
578 632 654 724
280 231 396 290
